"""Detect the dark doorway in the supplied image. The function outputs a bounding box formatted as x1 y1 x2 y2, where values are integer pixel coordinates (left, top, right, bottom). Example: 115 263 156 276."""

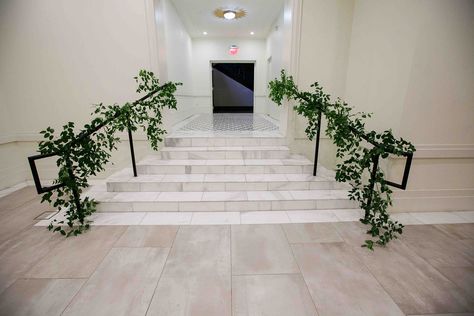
212 63 254 113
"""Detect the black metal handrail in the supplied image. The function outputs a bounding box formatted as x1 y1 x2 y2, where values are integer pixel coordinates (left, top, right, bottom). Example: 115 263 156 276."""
311 111 414 209
27 85 167 198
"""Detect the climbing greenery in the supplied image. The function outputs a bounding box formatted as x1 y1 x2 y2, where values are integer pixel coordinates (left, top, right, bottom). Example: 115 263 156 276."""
269 70 415 250
38 70 181 236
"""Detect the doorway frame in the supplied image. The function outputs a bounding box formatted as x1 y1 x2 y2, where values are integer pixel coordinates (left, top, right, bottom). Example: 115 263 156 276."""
209 60 256 114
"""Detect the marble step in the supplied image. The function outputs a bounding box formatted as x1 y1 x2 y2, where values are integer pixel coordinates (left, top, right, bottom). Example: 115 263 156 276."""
91 190 357 212
106 173 347 192
136 158 313 174
164 136 286 147
158 146 292 159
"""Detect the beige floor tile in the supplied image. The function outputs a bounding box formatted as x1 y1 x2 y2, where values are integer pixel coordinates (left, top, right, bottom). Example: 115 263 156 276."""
26 226 126 278
0 186 37 213
358 240 473 314
403 238 474 268
232 274 317 316
282 223 343 243
435 223 474 240
115 225 178 247
63 247 169 316
0 279 86 316
0 278 84 316
0 227 61 295
292 242 404 316
147 226 231 316
232 224 299 275
335 222 473 313
435 267 474 303
0 198 56 242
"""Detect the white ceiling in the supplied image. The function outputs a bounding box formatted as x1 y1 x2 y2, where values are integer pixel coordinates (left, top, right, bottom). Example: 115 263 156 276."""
170 0 285 39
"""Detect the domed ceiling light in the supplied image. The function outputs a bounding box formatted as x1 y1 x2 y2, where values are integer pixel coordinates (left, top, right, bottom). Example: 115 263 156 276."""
214 8 246 20
223 10 236 20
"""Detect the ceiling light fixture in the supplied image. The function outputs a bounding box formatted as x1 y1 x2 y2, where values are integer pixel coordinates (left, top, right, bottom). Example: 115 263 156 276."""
250 31 255 35
223 10 236 20
214 8 246 20
203 31 208 35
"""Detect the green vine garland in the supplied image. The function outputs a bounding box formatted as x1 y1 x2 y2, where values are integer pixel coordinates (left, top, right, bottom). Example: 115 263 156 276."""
269 70 415 249
38 70 181 236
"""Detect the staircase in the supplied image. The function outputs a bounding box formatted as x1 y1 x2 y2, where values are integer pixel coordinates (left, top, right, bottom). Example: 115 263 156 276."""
90 135 357 215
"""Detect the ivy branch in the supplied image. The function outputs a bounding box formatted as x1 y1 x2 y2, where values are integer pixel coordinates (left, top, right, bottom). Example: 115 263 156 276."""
38 70 181 236
269 70 415 250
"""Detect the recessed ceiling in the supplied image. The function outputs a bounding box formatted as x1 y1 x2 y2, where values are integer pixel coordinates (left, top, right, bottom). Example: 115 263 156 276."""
170 0 284 39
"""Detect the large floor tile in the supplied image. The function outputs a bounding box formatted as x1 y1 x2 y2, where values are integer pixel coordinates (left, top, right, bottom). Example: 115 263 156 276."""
26 226 126 278
292 242 404 316
0 227 61 295
402 237 474 268
232 224 299 275
63 247 169 316
435 267 474 303
147 226 231 316
0 186 37 213
282 223 343 243
435 223 474 240
232 274 317 316
115 225 178 247
0 278 84 316
335 223 473 314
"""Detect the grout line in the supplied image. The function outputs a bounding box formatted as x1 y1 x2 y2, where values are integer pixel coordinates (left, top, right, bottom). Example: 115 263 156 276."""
144 225 180 316
59 226 129 315
280 223 321 315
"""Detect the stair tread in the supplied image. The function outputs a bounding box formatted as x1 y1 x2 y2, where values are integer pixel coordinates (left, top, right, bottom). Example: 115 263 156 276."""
161 146 290 152
108 173 335 183
90 189 352 202
138 158 312 166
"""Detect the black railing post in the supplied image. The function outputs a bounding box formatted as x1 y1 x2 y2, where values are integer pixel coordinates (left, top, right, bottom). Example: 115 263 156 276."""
127 120 138 177
365 154 380 218
313 111 322 176
65 159 82 213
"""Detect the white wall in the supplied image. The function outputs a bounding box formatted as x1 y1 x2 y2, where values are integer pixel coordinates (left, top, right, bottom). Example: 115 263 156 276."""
344 0 474 211
153 0 195 128
0 0 161 189
291 0 474 211
290 0 355 167
191 38 267 114
265 10 285 120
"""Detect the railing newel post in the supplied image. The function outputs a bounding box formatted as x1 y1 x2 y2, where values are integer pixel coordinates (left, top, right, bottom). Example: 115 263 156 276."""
312 110 322 177
127 116 138 177
365 154 380 218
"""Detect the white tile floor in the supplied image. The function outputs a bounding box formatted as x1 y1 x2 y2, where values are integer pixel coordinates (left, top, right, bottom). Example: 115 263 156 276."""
169 113 282 137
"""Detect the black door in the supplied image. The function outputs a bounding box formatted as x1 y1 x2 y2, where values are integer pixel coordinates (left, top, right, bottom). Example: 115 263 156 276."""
212 63 254 113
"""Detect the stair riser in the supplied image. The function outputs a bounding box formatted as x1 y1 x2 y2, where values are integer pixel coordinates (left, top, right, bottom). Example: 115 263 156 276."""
107 181 346 192
137 165 313 174
96 199 357 212
165 137 286 147
158 150 290 160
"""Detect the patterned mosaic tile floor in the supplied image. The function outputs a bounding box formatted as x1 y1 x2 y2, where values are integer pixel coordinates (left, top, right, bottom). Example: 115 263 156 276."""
170 113 281 137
